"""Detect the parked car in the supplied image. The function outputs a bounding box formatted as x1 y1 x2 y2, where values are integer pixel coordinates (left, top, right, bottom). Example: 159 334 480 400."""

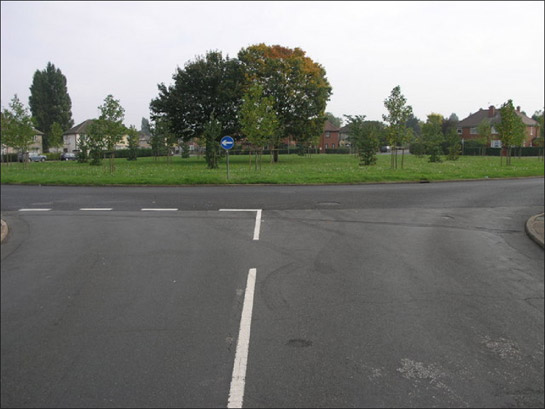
60 152 77 161
17 152 46 162
380 145 391 153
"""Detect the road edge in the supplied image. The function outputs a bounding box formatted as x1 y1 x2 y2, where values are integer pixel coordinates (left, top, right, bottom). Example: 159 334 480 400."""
525 213 545 249
1 218 8 243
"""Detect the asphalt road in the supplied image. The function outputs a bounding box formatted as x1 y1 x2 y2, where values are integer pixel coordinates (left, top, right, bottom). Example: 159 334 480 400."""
1 179 544 408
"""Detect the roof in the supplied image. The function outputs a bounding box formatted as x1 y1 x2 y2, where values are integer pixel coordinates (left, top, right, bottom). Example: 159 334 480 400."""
458 108 538 128
339 124 351 133
324 120 340 132
63 119 96 135
33 128 43 135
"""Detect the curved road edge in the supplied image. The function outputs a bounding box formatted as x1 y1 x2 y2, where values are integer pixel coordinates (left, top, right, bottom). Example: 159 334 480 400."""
1 218 8 243
525 213 545 249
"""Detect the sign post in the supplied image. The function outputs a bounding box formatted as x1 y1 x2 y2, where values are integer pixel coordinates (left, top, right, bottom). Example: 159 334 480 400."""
220 136 234 180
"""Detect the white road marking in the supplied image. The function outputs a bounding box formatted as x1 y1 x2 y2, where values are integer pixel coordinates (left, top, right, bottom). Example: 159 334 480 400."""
219 209 262 240
80 208 112 211
140 208 178 211
228 268 257 409
18 208 51 211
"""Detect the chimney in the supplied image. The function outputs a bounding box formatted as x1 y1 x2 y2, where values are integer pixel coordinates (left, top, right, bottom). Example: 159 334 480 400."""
488 105 496 117
516 106 521 113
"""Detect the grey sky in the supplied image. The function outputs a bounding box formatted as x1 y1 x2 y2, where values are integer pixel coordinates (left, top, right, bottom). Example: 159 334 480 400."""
1 1 544 129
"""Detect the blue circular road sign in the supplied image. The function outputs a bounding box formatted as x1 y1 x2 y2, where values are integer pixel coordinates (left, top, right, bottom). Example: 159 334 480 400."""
220 136 234 150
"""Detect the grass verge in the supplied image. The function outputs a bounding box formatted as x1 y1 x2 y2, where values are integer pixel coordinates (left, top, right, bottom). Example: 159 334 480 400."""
1 154 543 186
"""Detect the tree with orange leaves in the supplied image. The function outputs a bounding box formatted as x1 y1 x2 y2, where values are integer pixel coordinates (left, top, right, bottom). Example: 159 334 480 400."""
238 44 332 162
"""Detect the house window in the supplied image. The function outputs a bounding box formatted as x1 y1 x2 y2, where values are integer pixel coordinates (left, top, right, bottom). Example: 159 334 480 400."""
325 143 328 149
470 127 478 135
332 143 335 149
530 127 535 136
457 128 462 134
325 131 330 138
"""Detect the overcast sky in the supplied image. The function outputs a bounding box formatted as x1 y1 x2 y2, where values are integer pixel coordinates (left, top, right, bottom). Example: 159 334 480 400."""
1 1 544 129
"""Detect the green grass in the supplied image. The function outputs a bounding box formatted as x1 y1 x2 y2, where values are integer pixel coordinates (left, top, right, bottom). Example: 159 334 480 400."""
1 154 543 186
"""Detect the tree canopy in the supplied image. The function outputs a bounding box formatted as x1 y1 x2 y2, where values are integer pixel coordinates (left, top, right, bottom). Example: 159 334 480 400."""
238 44 332 160
28 62 73 152
150 51 244 142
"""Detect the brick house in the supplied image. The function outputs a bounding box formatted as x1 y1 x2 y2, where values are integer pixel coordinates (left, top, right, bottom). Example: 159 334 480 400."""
457 105 540 147
319 120 341 152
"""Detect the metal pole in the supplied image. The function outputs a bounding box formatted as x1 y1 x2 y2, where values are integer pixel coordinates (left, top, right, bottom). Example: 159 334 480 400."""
227 150 230 180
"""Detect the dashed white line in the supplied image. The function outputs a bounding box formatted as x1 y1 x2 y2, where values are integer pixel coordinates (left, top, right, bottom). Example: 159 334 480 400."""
228 268 257 409
18 208 51 212
219 209 262 240
80 208 112 211
140 208 178 211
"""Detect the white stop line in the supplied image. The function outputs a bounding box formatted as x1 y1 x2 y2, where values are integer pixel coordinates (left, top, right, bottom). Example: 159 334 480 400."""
219 209 262 241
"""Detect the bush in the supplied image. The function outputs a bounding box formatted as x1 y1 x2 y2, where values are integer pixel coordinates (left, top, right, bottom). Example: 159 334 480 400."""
409 142 425 156
324 148 350 154
44 152 61 161
1 153 19 163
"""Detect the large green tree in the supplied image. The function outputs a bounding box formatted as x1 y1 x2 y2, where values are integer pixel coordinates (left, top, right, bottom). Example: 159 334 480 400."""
28 62 74 152
382 85 413 169
150 51 244 144
238 44 332 162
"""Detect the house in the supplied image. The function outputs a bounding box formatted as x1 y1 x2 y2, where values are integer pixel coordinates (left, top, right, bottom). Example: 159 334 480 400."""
138 131 151 149
319 120 341 152
1 128 44 154
62 119 95 153
63 119 148 151
339 124 352 148
457 105 540 147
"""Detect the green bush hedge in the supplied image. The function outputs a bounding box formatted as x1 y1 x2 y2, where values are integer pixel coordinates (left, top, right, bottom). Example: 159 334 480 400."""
44 152 62 161
463 147 544 156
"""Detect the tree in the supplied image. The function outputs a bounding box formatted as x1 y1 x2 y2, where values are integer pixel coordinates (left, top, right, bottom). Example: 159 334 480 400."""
532 110 544 138
477 118 492 155
326 112 343 128
238 44 332 162
203 115 222 169
405 113 421 137
3 95 36 168
240 83 279 169
422 113 444 163
87 95 126 171
1 109 16 163
496 100 525 165
344 115 381 166
126 125 139 161
140 117 151 136
28 62 73 152
48 122 64 152
149 118 168 160
150 51 244 147
382 85 413 169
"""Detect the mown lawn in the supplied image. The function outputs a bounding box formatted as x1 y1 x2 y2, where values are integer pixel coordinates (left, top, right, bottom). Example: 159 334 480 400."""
1 154 543 186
